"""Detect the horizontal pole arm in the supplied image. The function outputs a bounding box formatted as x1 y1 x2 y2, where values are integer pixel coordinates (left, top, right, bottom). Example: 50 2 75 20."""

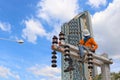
52 43 113 64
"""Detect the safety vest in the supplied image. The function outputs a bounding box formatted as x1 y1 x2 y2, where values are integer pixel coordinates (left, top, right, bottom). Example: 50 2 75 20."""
79 37 98 51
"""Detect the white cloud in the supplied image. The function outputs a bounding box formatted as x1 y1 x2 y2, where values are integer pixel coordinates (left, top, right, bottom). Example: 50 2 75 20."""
37 0 80 23
22 0 80 43
45 23 62 41
22 18 48 43
27 65 61 80
0 66 20 80
22 17 61 43
87 0 107 8
110 59 120 73
0 21 11 32
92 0 120 59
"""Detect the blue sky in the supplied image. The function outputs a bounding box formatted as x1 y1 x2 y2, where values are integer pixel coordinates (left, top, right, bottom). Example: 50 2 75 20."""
0 0 120 80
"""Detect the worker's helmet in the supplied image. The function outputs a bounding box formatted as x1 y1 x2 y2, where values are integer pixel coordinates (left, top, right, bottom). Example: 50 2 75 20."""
83 29 90 36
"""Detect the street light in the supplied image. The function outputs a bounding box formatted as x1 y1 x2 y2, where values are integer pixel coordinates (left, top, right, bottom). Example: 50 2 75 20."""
16 39 24 44
0 38 24 44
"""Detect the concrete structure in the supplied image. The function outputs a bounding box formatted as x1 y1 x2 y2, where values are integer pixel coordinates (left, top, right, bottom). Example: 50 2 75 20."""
61 11 96 80
51 36 113 80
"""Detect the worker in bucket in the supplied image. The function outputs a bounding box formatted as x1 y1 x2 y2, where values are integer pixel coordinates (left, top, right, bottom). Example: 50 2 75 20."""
64 29 98 72
79 29 98 59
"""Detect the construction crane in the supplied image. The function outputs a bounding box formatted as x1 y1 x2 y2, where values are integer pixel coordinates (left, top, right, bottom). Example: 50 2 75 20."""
51 32 113 80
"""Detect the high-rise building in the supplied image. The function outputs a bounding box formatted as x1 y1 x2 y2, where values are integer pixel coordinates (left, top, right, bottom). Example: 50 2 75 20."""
61 11 96 80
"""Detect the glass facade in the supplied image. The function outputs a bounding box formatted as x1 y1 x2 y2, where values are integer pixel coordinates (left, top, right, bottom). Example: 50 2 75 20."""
61 11 95 80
